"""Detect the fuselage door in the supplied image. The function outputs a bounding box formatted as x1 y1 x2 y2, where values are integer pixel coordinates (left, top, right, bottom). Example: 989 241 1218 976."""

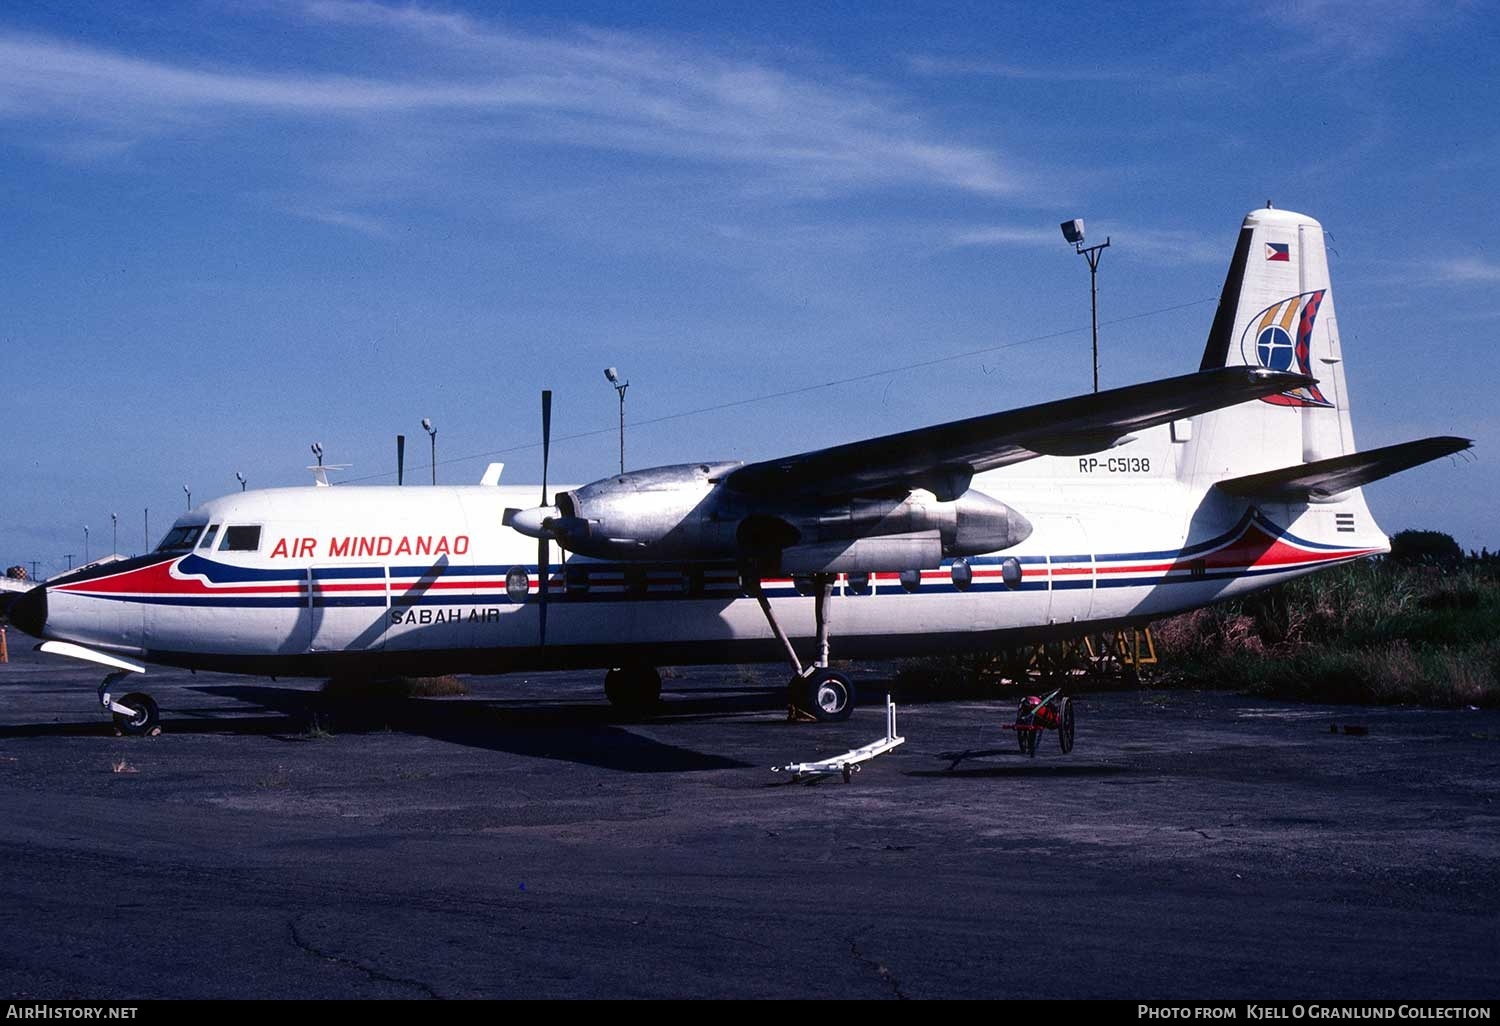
308 565 389 652
1045 515 1095 624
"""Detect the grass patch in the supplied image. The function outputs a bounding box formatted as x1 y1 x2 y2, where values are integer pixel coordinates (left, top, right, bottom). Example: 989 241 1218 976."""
298 714 335 740
1154 559 1500 708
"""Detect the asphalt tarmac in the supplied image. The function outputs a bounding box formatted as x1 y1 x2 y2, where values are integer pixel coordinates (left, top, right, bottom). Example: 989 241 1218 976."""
0 640 1496 1000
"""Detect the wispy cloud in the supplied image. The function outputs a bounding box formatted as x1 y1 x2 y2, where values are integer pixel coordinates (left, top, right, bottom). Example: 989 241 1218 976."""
0 7 1018 199
950 225 1060 247
282 204 392 238
950 223 1225 264
907 55 1138 82
1432 256 1500 285
1256 0 1471 62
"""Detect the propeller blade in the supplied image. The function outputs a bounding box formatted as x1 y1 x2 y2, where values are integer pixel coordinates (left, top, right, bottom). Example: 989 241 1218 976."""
538 389 552 649
541 389 552 507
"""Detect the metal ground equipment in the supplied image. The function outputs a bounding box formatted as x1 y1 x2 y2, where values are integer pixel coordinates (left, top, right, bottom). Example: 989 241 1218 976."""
773 694 905 783
1004 688 1075 758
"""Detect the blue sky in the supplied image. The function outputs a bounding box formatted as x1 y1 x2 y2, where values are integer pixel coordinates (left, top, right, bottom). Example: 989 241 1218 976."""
2 1 1495 573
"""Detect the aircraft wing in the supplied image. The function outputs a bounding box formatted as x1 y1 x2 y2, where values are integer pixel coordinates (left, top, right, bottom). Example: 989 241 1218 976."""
1214 436 1474 501
722 366 1314 500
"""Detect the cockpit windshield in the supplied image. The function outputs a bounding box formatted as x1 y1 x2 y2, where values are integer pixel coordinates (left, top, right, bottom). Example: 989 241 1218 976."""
155 525 204 552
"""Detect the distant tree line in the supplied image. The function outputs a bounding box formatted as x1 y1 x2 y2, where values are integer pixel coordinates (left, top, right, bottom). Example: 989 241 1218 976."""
1388 529 1496 567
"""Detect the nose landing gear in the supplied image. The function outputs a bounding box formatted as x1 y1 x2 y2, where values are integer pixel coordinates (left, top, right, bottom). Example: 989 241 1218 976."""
100 671 161 737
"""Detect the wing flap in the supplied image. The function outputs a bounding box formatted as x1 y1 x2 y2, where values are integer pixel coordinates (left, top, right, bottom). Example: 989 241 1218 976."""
724 366 1313 500
1215 436 1473 501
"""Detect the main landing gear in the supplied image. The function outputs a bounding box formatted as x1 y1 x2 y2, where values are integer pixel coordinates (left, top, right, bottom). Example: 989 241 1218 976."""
604 664 662 711
749 573 855 723
100 671 161 737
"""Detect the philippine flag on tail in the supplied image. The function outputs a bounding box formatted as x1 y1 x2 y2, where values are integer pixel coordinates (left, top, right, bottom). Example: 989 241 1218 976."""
1265 242 1290 262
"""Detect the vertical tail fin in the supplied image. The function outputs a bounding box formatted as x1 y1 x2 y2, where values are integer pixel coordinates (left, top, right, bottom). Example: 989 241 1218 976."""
1185 207 1356 486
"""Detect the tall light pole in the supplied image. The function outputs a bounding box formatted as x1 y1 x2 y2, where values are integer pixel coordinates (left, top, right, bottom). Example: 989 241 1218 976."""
236 471 246 492
183 484 192 511
83 525 89 564
604 367 628 474
1061 218 1110 393
110 512 117 557
422 418 437 486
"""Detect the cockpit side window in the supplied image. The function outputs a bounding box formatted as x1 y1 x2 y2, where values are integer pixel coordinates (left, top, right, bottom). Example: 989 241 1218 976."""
219 525 263 552
198 524 220 550
155 525 203 552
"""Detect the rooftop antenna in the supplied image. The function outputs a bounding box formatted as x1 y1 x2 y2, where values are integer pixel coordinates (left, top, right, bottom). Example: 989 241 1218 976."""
306 443 349 487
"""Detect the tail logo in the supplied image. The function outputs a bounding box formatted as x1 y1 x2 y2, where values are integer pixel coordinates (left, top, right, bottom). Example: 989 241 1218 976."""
1240 290 1333 407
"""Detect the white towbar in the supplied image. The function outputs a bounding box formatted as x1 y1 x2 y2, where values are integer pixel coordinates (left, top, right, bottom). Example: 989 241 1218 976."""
773 694 905 783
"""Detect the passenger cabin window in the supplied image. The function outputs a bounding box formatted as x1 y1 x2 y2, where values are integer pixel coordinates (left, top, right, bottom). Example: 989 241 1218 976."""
218 525 263 552
155 525 203 552
198 524 220 550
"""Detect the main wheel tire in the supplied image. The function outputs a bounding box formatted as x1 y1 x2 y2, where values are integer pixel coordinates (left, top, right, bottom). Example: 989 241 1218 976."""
113 692 160 736
604 666 662 710
1059 696 1075 754
793 669 854 722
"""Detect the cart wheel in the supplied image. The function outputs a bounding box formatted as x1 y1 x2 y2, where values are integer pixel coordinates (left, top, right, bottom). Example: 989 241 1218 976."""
1058 696 1075 754
1021 725 1039 758
1015 699 1032 753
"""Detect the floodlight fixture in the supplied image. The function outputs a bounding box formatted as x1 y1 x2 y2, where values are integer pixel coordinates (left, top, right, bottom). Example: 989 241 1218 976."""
1061 216 1111 393
422 419 437 485
605 367 629 474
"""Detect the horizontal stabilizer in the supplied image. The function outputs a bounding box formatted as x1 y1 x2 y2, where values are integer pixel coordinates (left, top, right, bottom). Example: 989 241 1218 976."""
1215 436 1473 502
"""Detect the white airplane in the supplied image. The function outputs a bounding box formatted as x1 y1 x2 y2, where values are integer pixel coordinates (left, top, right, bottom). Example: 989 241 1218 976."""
4 207 1470 735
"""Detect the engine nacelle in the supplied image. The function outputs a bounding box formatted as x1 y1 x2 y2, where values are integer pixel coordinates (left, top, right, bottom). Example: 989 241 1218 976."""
551 461 742 560
549 462 1032 568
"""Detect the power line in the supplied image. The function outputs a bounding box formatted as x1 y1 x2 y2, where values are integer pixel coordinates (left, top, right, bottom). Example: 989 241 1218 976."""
343 295 1217 485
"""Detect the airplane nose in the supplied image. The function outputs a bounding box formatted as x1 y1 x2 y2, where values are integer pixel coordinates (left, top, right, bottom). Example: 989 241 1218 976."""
8 585 47 639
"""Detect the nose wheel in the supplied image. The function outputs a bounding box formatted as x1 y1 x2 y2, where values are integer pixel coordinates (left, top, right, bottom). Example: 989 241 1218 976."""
113 693 161 736
100 671 160 737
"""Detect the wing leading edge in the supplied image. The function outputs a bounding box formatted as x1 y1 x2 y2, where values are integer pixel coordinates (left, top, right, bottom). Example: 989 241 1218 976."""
723 366 1314 501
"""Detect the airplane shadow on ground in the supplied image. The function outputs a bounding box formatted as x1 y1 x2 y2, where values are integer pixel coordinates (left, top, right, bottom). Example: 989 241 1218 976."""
0 684 779 772
219 684 769 771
